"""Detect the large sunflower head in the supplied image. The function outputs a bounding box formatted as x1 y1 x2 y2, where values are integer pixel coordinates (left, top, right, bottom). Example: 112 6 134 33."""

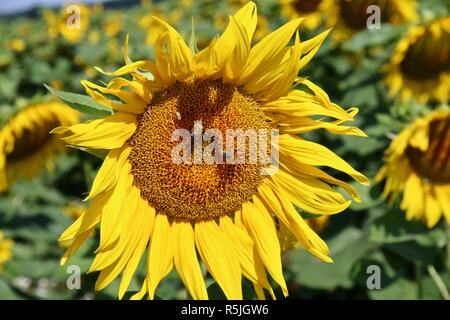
280 0 325 30
384 17 450 104
0 231 13 272
53 2 368 300
0 101 79 192
376 109 450 228
322 0 418 41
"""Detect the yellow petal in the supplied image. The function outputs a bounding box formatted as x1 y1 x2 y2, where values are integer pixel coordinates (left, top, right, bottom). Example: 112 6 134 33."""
153 17 195 82
219 216 272 292
258 182 332 263
195 221 242 299
279 134 369 185
173 221 208 300
52 112 137 150
85 146 131 201
238 18 304 86
118 201 155 299
59 190 110 242
241 199 288 296
147 214 174 299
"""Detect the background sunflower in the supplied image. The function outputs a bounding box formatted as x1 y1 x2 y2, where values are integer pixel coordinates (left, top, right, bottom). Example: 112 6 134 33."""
1 0 450 301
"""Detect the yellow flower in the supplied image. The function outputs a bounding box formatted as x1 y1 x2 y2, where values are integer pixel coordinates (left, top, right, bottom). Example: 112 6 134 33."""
8 38 26 52
103 13 122 38
0 102 80 192
0 231 13 272
377 109 450 228
306 215 330 234
54 2 368 300
139 9 167 46
43 4 90 44
63 201 87 220
322 0 417 41
254 15 271 42
280 0 324 30
384 17 450 104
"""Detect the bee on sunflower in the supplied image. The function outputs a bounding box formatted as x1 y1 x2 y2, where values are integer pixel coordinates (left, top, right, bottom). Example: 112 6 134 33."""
52 2 368 299
377 109 450 228
0 102 79 192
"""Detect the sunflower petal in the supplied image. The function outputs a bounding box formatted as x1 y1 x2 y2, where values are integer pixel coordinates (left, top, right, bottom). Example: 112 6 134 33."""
173 221 208 300
147 214 174 299
195 221 242 299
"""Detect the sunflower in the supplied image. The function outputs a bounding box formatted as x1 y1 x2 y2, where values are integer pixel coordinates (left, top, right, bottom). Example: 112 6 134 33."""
0 231 13 272
280 0 324 30
384 17 450 104
139 9 167 46
322 0 417 41
54 2 368 300
376 109 450 228
0 101 79 192
103 12 123 38
43 3 90 44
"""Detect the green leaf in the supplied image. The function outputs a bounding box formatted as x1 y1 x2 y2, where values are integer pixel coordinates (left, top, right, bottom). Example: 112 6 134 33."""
67 145 108 160
342 24 406 52
44 84 112 117
288 227 372 290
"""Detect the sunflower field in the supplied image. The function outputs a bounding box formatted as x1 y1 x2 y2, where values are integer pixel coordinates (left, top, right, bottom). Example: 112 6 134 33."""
0 0 450 301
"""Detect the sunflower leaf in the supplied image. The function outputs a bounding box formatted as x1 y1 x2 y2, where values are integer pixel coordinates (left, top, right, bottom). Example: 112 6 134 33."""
44 84 112 117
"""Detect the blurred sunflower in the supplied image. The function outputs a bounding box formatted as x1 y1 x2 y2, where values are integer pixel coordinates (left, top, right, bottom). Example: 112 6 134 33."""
139 9 167 46
43 3 90 44
60 202 91 248
103 13 123 38
54 2 368 300
384 17 450 104
279 215 330 252
0 102 79 192
8 38 26 53
376 109 450 228
322 0 417 41
280 0 324 30
0 231 13 271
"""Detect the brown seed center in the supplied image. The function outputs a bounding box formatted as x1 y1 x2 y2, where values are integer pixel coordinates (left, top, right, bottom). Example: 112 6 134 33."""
407 117 450 183
339 0 397 31
400 27 450 81
6 116 59 162
292 0 322 14
129 79 272 223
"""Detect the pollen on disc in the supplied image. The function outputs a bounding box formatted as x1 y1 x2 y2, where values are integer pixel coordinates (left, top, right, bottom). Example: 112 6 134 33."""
129 79 273 223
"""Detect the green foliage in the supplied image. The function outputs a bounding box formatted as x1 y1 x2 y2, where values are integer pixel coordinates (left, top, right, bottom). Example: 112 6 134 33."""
44 85 112 117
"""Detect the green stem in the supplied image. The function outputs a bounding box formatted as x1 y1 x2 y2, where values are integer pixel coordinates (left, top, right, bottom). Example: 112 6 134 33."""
427 265 450 300
415 264 423 300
